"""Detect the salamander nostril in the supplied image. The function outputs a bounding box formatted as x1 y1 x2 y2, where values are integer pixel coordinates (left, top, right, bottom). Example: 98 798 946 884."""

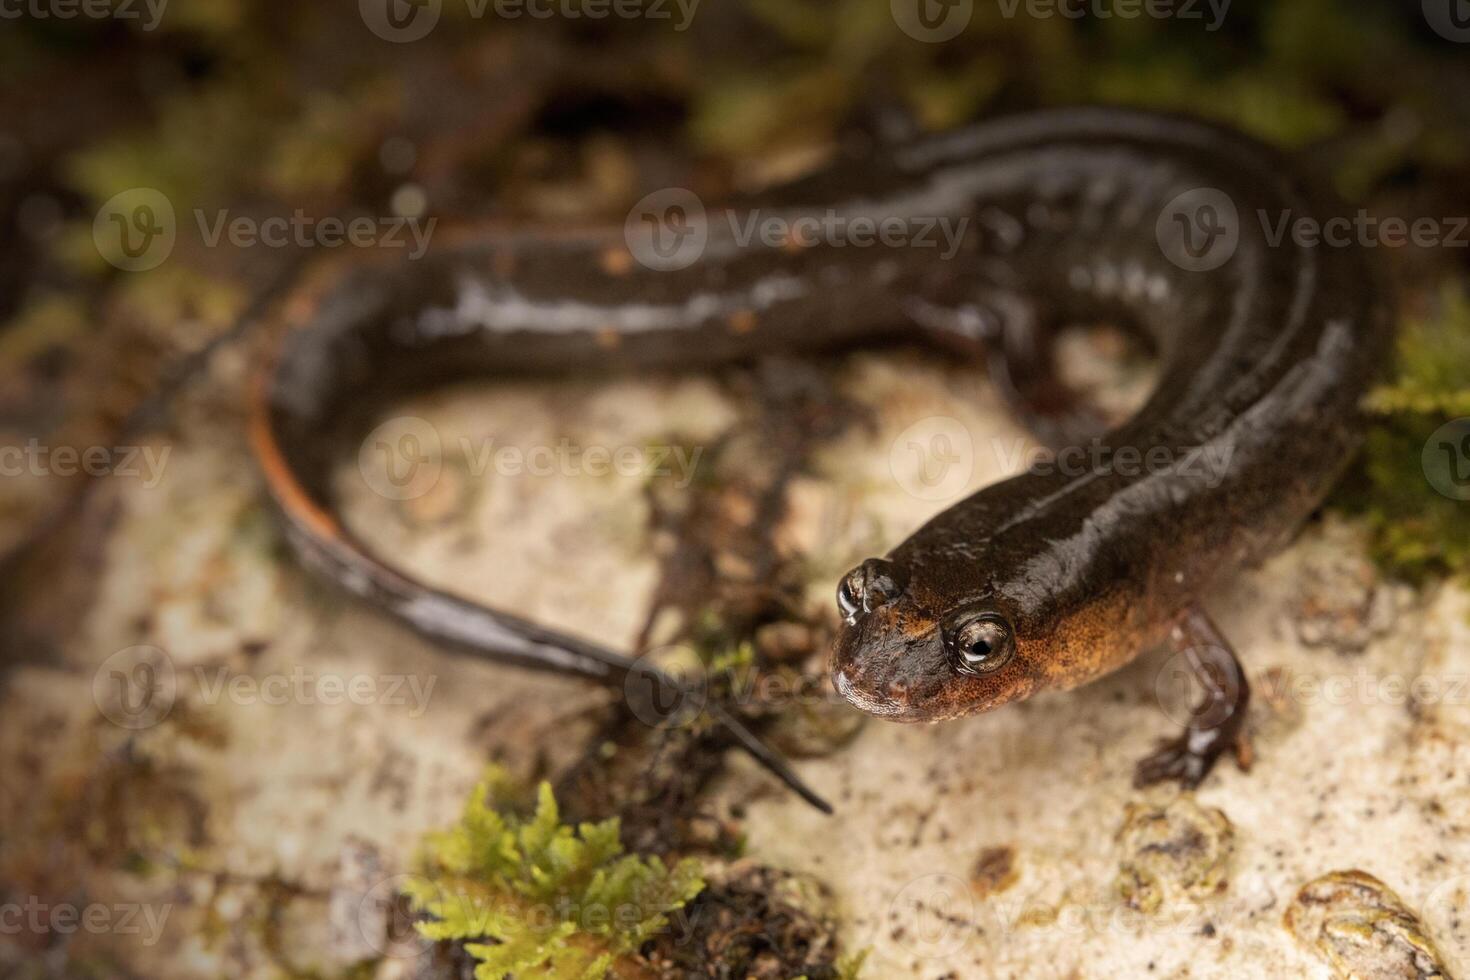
836 557 909 624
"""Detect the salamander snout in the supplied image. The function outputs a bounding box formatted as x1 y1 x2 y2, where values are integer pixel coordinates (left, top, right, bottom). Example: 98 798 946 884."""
836 558 908 625
830 556 949 720
831 556 1036 722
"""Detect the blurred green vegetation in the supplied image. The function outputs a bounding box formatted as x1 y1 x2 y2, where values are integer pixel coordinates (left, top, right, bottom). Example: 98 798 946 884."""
1341 286 1470 583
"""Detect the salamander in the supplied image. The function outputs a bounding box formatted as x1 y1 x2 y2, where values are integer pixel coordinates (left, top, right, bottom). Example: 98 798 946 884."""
248 107 1389 810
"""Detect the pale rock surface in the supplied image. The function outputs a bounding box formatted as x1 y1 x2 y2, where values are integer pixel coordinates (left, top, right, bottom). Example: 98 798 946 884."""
2 347 1466 979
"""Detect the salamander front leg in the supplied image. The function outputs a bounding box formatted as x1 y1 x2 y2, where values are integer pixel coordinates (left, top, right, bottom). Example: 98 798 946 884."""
1134 606 1251 789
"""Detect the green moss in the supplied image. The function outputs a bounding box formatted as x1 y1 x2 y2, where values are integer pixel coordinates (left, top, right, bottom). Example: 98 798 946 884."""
1365 287 1470 419
1334 284 1470 583
404 769 705 980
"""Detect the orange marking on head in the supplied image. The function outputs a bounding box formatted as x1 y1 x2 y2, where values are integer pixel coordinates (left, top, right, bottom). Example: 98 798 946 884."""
595 327 622 350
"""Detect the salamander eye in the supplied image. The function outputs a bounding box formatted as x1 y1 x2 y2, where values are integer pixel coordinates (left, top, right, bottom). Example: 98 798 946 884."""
945 612 1014 675
836 558 909 625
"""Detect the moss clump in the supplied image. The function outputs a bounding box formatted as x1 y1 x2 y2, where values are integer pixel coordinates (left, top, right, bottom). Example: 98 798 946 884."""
1335 284 1470 583
404 770 705 980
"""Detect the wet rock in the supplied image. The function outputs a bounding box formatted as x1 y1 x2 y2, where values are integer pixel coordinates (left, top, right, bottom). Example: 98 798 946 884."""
1284 870 1452 979
1292 542 1401 654
1116 795 1234 914
326 837 389 965
763 670 866 760
971 845 1019 898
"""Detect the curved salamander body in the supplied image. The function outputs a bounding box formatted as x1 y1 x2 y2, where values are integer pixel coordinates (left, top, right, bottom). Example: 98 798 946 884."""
250 108 1389 805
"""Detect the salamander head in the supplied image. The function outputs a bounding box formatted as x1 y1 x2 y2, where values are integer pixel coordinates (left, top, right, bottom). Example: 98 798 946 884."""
830 555 1043 722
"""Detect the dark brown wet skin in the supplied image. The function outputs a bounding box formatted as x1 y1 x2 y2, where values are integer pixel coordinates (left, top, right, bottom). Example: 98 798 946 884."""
252 108 1389 746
